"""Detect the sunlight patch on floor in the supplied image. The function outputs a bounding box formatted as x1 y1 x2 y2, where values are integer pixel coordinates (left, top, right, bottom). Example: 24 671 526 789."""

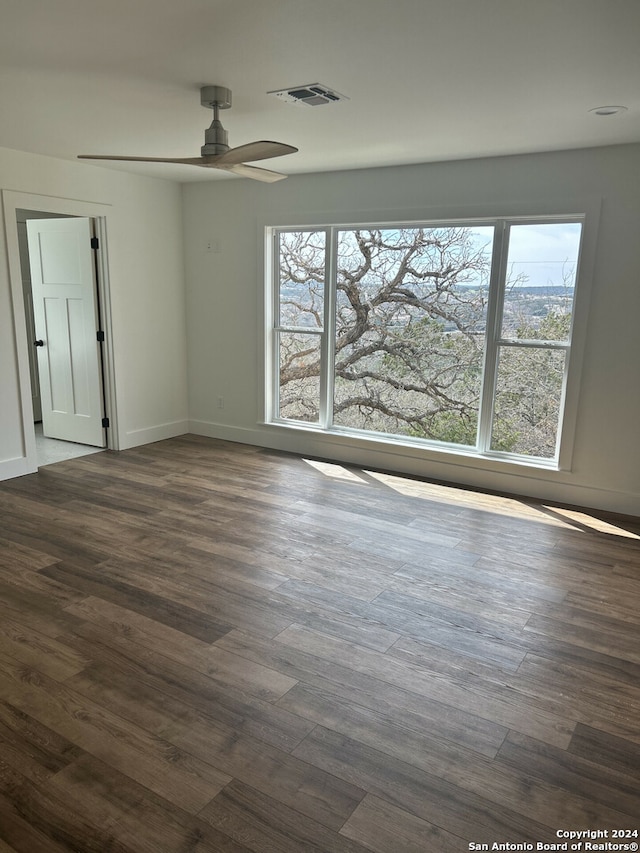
538 505 640 539
303 458 367 483
300 459 639 539
361 469 640 538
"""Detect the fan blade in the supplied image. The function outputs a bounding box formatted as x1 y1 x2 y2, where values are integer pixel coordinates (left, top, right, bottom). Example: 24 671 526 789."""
214 141 297 166
78 155 208 164
77 153 292 180
224 163 288 182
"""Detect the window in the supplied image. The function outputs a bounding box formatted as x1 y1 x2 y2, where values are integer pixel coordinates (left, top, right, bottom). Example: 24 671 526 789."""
269 218 583 465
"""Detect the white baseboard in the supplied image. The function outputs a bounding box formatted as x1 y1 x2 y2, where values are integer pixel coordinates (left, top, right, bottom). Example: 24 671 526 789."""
0 455 36 481
121 419 189 450
188 420 260 445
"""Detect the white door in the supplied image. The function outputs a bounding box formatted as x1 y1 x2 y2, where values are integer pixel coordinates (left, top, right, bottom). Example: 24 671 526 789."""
27 217 106 447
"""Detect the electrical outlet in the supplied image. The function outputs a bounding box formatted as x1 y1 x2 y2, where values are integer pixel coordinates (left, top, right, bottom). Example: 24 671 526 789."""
206 239 221 253
217 396 224 409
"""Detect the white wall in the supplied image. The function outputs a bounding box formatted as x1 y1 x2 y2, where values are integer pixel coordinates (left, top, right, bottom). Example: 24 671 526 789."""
0 147 188 479
183 144 640 515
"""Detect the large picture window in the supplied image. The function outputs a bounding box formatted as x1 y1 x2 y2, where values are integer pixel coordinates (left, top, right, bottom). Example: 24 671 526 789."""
269 218 583 465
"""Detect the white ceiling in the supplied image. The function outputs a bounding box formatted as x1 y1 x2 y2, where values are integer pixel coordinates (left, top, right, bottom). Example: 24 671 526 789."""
1 0 639 183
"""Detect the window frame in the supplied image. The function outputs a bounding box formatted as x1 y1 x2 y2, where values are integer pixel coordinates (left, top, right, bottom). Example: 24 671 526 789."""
478 218 583 464
263 203 598 474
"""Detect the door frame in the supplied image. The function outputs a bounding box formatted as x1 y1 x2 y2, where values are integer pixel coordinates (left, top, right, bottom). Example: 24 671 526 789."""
2 190 119 470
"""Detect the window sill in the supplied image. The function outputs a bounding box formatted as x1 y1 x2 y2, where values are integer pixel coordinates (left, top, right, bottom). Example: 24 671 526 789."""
262 419 563 476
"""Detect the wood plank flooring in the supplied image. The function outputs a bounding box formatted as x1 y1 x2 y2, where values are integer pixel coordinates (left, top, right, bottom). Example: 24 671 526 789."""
0 434 639 851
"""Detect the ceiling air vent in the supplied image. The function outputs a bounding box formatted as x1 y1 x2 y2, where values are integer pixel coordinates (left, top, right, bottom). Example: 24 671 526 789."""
267 84 348 106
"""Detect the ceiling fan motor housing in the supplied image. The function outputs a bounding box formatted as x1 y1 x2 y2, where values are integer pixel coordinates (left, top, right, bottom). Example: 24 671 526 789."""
202 119 229 156
200 86 232 156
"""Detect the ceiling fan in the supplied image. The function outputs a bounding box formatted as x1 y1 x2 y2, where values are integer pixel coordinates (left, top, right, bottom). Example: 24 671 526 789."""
78 86 298 182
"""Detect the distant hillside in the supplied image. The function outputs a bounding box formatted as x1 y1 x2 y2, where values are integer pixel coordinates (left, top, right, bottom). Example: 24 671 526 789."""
457 285 574 297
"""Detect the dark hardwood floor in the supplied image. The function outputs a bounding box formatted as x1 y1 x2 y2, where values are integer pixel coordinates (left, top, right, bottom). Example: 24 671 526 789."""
0 434 638 852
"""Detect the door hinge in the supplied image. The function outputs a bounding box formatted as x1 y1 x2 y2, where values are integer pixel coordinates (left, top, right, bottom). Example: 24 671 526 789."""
90 236 99 250
102 417 110 428
96 330 105 342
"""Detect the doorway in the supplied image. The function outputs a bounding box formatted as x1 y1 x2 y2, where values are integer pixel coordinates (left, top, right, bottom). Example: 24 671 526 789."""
3 190 117 475
18 210 107 465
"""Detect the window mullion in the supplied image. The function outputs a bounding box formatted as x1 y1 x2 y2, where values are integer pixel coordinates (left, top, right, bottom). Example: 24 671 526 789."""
320 227 338 429
477 220 508 452
270 229 281 421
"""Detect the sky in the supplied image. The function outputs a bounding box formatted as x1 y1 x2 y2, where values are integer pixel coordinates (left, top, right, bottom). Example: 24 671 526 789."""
504 222 582 288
